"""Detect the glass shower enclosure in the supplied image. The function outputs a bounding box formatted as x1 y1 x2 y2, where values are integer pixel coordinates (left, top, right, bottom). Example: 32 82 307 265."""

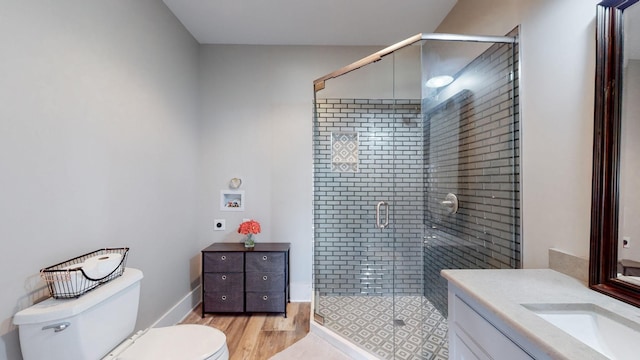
312 31 520 360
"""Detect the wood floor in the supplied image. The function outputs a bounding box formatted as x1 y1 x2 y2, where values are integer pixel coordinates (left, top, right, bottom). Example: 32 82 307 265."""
180 302 311 360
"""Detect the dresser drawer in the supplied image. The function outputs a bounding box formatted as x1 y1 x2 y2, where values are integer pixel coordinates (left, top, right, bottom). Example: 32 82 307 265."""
204 291 244 313
203 273 244 292
246 292 285 313
203 252 244 272
245 272 284 292
246 252 285 272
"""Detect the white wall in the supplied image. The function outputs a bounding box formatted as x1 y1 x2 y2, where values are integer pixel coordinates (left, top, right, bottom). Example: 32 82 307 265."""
0 1 200 358
517 0 598 268
437 0 599 268
197 45 383 301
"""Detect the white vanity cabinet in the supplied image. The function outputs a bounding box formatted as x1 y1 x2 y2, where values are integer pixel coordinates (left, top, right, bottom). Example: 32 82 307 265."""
448 283 550 360
442 269 637 360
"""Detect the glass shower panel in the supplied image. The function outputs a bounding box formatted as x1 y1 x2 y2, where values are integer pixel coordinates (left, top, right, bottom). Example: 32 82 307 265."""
387 44 428 360
312 48 397 313
421 37 520 320
313 31 519 360
313 45 424 359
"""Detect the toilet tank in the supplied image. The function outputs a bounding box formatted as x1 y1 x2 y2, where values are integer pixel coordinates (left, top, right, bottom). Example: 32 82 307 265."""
13 268 144 360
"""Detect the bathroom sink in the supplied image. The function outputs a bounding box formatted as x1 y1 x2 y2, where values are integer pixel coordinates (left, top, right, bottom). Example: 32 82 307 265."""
522 303 640 360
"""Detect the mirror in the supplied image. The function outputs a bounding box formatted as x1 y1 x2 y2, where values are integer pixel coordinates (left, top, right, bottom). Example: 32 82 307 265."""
590 0 640 306
619 3 640 282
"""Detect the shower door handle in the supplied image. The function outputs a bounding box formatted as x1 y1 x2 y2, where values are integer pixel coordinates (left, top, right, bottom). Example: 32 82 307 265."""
376 201 389 229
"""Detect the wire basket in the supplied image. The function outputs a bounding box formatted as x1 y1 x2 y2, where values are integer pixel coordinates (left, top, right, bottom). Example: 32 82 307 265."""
40 248 129 299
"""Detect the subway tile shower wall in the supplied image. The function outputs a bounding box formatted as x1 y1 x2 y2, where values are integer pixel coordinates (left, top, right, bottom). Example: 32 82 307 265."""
314 99 425 296
313 39 520 306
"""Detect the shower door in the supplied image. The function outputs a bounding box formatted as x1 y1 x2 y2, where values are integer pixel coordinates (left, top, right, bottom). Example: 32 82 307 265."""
313 43 428 359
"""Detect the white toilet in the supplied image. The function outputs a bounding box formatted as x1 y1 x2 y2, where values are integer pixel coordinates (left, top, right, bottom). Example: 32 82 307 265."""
13 268 229 360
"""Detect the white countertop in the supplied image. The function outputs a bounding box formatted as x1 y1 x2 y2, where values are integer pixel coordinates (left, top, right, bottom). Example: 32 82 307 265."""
441 269 640 360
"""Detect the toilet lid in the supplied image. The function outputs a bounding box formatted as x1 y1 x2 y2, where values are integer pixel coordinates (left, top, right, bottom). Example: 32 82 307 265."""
117 324 226 360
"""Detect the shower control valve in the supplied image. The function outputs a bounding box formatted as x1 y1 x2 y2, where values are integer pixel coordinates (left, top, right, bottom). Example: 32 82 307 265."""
441 193 459 214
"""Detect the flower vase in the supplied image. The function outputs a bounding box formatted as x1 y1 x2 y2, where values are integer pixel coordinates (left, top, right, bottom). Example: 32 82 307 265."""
244 234 255 248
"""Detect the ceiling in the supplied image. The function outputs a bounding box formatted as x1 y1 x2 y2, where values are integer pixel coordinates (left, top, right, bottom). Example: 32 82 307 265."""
162 0 458 46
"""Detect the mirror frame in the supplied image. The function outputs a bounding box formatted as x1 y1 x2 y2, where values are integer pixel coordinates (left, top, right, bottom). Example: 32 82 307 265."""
590 0 640 306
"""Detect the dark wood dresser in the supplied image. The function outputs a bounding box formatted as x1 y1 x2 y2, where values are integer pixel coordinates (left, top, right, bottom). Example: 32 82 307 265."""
201 242 290 317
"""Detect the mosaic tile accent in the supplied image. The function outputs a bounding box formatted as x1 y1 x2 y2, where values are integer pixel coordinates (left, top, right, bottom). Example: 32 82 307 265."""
331 132 359 172
317 295 448 360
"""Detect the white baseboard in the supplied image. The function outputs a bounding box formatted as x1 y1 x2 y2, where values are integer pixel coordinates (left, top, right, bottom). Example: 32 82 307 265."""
151 285 202 328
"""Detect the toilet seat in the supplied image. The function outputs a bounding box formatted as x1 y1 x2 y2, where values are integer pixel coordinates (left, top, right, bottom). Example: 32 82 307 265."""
110 324 228 360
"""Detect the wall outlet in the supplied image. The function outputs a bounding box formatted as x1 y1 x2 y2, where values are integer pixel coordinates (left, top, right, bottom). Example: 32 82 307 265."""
214 219 226 231
623 236 631 248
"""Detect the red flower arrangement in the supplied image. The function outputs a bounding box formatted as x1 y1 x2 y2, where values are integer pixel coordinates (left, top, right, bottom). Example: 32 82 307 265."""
238 220 261 248
237 220 261 235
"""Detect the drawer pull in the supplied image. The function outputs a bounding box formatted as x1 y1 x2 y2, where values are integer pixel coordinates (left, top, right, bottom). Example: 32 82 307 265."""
221 255 227 261
262 255 268 261
221 275 227 280
262 275 268 281
221 295 227 301
262 295 268 301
